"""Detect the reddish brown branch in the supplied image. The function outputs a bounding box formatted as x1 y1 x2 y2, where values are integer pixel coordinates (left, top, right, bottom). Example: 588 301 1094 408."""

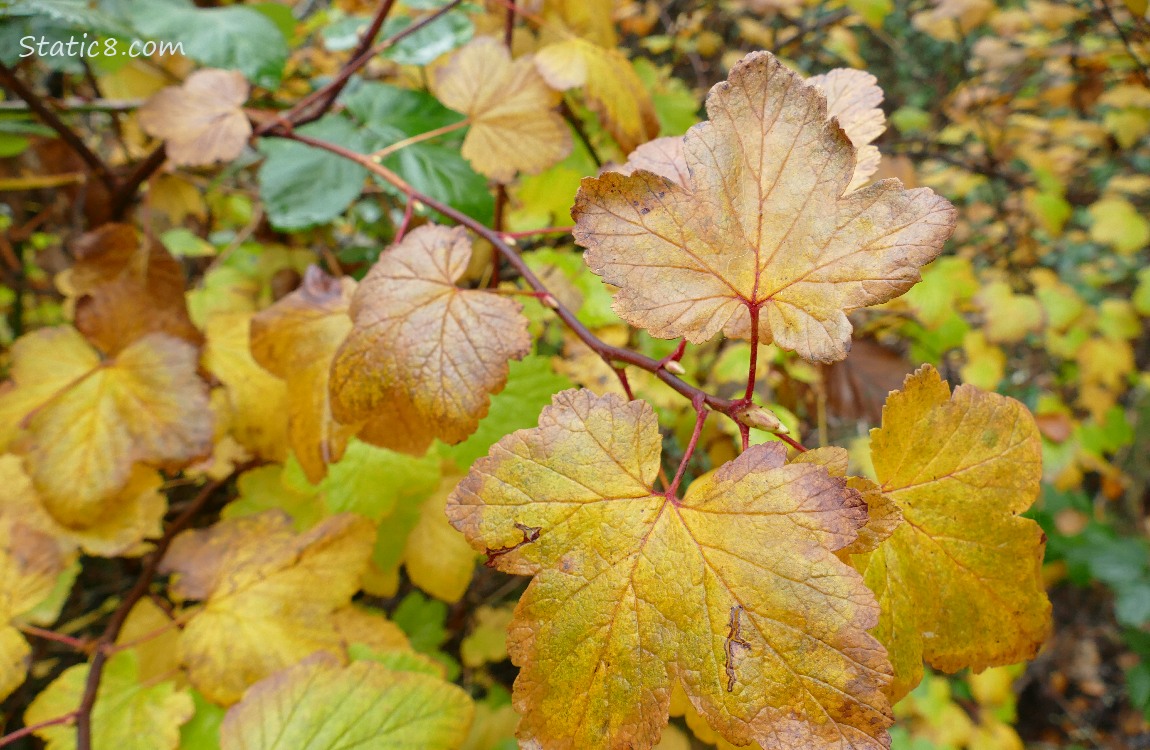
0 62 118 192
299 0 399 124
110 145 166 219
75 473 233 750
0 711 78 748
268 132 805 445
255 0 464 136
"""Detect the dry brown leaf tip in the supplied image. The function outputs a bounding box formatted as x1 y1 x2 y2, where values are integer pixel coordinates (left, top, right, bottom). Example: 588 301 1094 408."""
139 68 252 167
329 224 531 450
576 51 956 364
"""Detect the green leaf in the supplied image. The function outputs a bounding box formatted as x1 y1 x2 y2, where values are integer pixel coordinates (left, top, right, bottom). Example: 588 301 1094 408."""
160 228 215 258
219 654 473 750
378 12 473 66
179 690 225 750
24 650 193 750
257 115 369 231
343 83 493 224
321 438 441 521
131 0 288 88
444 355 575 467
392 591 449 654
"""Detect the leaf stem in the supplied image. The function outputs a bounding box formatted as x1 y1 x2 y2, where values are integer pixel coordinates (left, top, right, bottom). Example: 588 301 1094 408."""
667 397 708 499
370 119 470 161
744 305 760 403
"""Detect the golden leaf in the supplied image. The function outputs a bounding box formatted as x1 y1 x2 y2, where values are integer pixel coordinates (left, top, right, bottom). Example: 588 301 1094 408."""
1 455 166 558
535 37 659 154
250 267 358 482
434 37 571 182
806 68 886 190
330 225 531 452
160 510 375 704
0 499 72 701
574 52 955 363
403 474 479 603
857 365 1050 701
0 327 213 526
218 652 474 750
202 311 289 463
448 389 892 749
138 68 252 167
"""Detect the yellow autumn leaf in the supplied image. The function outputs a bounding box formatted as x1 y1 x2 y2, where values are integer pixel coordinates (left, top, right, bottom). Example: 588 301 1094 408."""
250 266 358 482
535 37 659 154
460 604 515 668
857 365 1050 702
975 280 1043 343
0 500 72 701
330 225 531 452
202 311 289 463
448 389 892 749
1088 196 1150 255
1 454 166 558
403 474 479 603
433 37 571 182
159 510 375 704
0 327 213 526
806 68 886 190
574 51 956 364
138 68 252 167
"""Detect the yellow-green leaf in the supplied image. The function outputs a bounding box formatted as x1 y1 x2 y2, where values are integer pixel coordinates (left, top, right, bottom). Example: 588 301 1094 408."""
219 652 473 750
24 650 193 750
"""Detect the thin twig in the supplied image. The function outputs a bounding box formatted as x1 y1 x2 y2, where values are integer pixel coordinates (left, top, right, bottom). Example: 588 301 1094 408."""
110 145 167 219
503 0 517 48
255 0 464 135
17 624 90 652
0 62 118 192
0 97 144 113
75 474 233 750
307 0 400 119
0 711 78 748
559 100 603 168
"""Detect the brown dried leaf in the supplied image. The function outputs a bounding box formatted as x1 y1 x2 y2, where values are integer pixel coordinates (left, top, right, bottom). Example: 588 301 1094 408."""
330 225 531 452
250 267 358 482
70 223 201 356
138 69 251 167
